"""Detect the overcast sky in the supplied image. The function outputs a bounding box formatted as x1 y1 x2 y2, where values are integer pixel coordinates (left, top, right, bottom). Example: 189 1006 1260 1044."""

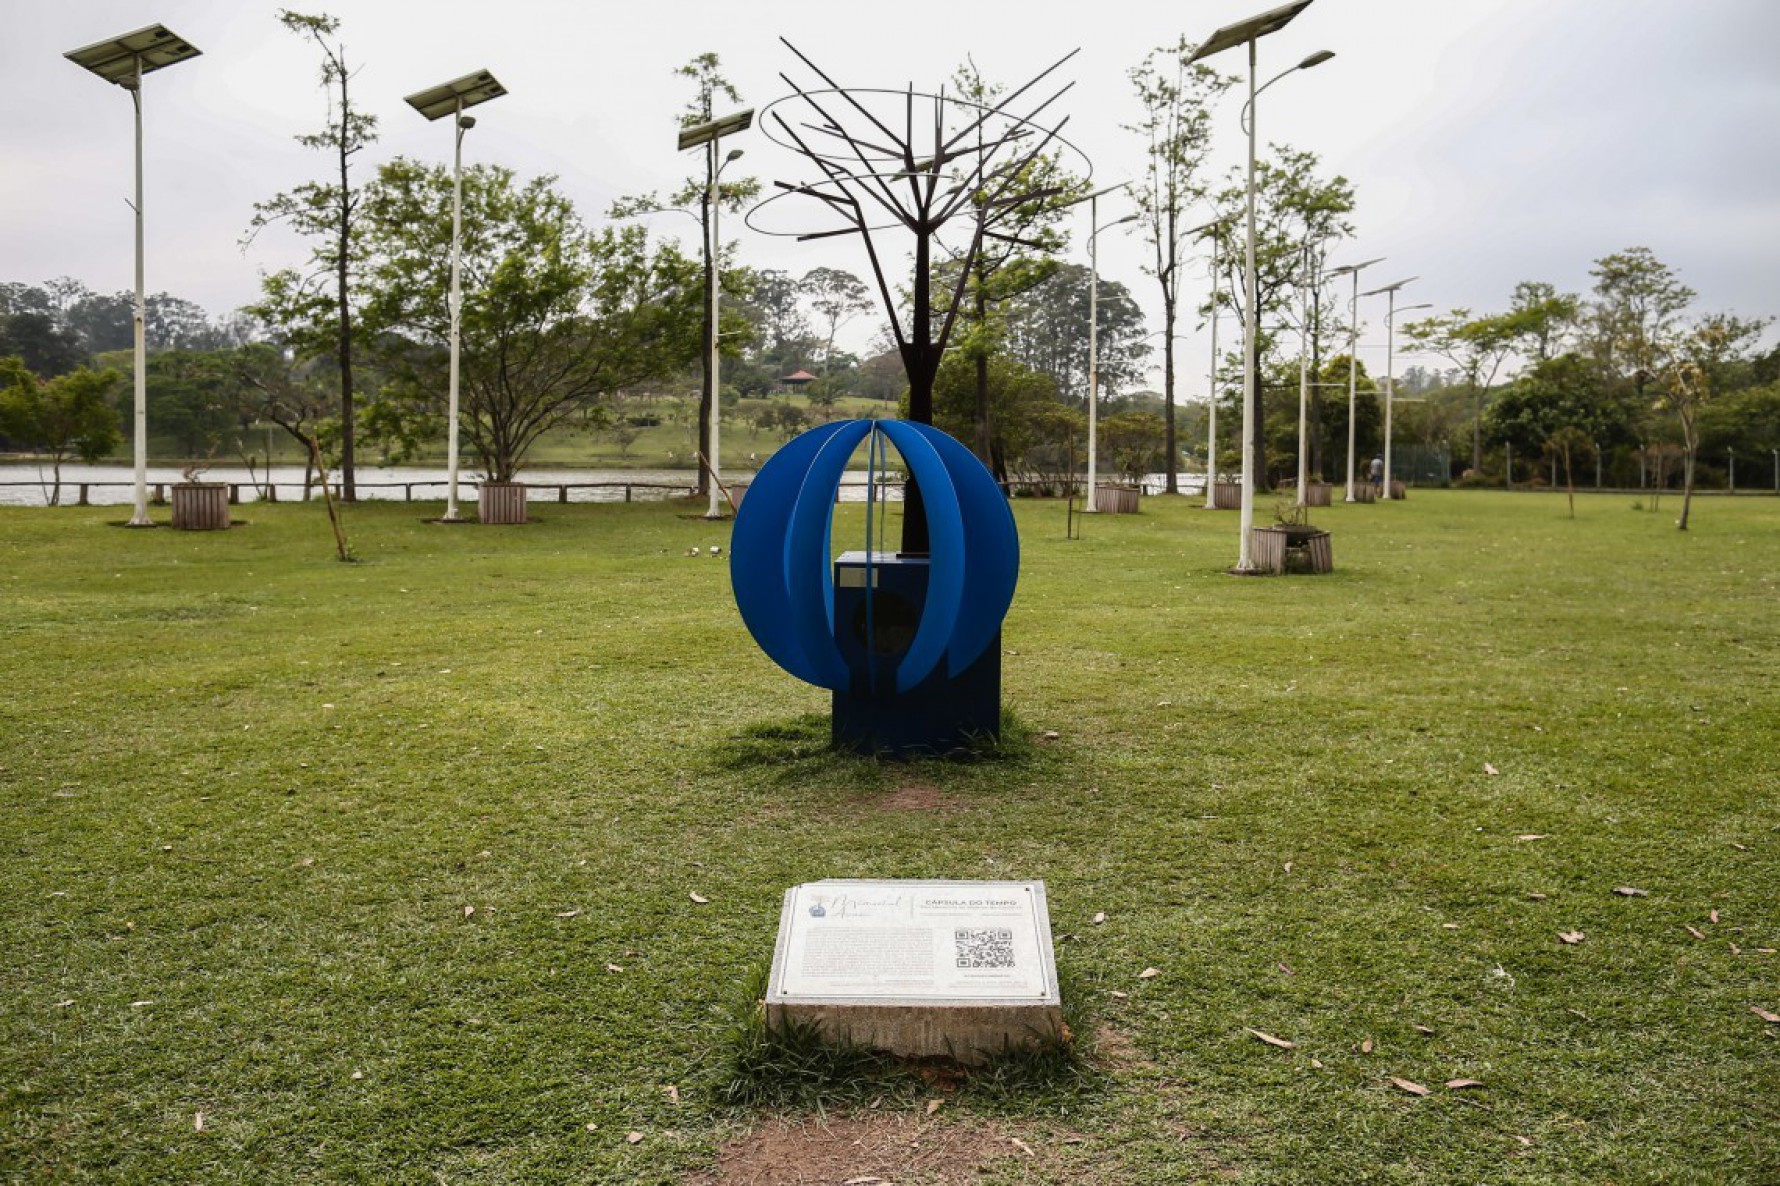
5 0 1777 388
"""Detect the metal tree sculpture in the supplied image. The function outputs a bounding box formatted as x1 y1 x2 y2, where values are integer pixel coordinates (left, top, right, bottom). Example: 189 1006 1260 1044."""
748 40 1087 551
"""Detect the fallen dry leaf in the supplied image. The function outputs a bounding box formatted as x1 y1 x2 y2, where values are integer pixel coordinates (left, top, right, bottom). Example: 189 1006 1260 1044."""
1311 1058 1324 1069
1731 943 1743 956
1361 1037 1375 1055
1109 990 1129 1000
1516 834 1547 842
925 1098 943 1116
1613 887 1649 897
1413 1025 1435 1036
689 892 709 905
1558 930 1586 945
1010 1137 1036 1158
1730 842 1749 851
1484 763 1500 776
129 1000 153 1008
605 963 624 973
1039 730 1060 741
1709 909 1720 924
664 1085 680 1105
1751 1006 1780 1024
555 909 581 918
1284 861 1294 873
1092 911 1107 925
1391 1077 1432 1097
1526 892 1549 901
843 1178 886 1186
55 1000 75 1008
1514 1135 1535 1148
1278 962 1294 976
1445 1079 1486 1090
295 857 315 867
1760 949 1778 955
194 1112 205 1132
1442 923 1460 930
625 1131 644 1145
1685 925 1707 941
1244 1028 1296 1050
585 1122 598 1132
462 905 475 919
1138 967 1161 980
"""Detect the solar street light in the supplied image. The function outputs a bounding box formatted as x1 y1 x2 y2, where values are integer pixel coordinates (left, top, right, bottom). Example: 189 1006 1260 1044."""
65 24 202 527
405 70 507 522
1361 277 1418 500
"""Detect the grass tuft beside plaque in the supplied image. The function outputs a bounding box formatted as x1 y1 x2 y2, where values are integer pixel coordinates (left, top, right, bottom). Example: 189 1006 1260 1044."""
766 879 1064 1065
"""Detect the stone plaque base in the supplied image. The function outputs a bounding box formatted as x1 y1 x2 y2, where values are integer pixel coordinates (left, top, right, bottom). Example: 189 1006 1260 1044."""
766 879 1063 1065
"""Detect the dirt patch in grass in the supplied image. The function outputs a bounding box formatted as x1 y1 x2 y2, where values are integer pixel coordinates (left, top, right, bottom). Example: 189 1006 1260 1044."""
686 1112 1050 1185
868 782 967 814
1087 1023 1154 1073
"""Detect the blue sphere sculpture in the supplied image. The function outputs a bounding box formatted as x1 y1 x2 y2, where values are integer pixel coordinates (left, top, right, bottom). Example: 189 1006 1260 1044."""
730 419 1019 696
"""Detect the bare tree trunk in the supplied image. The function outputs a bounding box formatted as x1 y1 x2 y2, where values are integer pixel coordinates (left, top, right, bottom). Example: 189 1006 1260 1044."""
1678 413 1696 531
303 434 352 561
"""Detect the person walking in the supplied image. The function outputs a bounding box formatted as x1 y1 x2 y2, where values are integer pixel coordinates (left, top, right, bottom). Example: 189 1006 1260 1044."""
1369 455 1384 493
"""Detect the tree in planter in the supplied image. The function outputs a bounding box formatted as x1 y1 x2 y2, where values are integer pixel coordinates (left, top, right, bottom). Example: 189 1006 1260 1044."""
1207 146 1354 490
363 160 704 483
1099 409 1167 484
244 9 378 502
610 53 762 496
1128 38 1230 493
0 357 122 506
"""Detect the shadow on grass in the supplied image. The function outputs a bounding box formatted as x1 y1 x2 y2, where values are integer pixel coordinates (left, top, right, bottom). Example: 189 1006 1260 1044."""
709 963 1102 1112
719 708 1047 779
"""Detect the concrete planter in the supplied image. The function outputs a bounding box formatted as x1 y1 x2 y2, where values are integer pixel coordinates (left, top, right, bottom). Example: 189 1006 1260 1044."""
170 482 230 530
478 481 528 524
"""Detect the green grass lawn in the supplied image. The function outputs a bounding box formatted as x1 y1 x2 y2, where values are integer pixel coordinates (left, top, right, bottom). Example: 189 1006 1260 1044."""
2 490 1776 1183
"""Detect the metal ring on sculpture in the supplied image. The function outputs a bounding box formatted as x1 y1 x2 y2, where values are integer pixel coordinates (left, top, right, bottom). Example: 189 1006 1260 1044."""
730 419 1019 694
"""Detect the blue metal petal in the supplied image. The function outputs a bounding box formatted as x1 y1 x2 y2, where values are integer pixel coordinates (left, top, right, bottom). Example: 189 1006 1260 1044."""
729 419 851 687
878 421 965 693
909 423 1021 675
784 419 874 690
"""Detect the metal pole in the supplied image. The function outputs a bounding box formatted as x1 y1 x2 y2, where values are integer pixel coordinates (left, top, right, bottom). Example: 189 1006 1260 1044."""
1382 287 1396 500
1773 449 1778 495
128 54 151 527
443 99 466 521
1086 193 1101 513
1236 37 1259 570
1344 268 1359 502
1296 252 1310 506
706 142 724 519
1204 231 1220 508
1728 447 1734 493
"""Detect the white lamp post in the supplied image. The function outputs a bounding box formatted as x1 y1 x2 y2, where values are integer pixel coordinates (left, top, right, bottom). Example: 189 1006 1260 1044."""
65 24 202 528
1085 197 1138 511
1189 219 1225 509
405 70 507 522
1189 0 1331 570
1294 248 1315 506
1326 256 1382 502
1361 279 1420 499
679 109 753 520
1367 284 1424 502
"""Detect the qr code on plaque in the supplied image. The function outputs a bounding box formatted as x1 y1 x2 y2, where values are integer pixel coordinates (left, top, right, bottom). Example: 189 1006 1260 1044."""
954 927 1016 969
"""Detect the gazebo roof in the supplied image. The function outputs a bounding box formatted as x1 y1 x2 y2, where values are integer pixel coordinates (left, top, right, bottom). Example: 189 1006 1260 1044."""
782 370 818 384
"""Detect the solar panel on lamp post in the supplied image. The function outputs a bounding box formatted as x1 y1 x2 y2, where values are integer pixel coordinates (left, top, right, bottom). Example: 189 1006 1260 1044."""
1189 0 1331 571
64 24 202 528
404 70 507 523
1361 278 1419 500
679 109 753 520
1327 257 1383 501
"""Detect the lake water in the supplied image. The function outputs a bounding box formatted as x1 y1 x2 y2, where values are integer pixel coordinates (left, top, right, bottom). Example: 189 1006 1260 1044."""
0 462 1205 508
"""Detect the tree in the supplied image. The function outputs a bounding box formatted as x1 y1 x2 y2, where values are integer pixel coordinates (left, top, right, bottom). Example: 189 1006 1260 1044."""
800 267 872 376
245 10 378 500
0 311 84 378
1099 409 1167 482
1003 262 1149 406
0 359 123 505
362 159 704 482
230 343 352 560
612 54 761 496
1404 310 1518 472
146 350 240 458
1657 313 1769 530
1209 146 1355 489
1504 280 1580 363
1484 353 1635 475
1129 38 1230 492
1588 247 1695 403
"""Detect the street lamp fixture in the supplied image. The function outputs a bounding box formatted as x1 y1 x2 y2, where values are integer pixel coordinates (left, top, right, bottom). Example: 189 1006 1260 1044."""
65 23 202 527
1189 0 1330 571
679 109 753 519
1081 187 1137 512
1327 257 1383 501
405 70 507 523
1361 277 1418 499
